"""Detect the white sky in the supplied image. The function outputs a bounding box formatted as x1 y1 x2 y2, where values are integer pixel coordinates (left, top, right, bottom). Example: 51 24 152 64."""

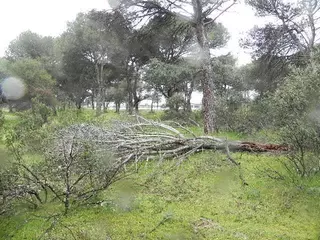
0 0 269 65
0 0 107 56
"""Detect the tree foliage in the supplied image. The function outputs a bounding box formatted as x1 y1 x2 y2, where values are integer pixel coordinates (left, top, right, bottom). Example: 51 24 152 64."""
8 59 56 103
6 31 54 61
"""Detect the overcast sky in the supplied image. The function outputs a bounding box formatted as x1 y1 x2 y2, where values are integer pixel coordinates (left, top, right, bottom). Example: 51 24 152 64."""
0 0 268 65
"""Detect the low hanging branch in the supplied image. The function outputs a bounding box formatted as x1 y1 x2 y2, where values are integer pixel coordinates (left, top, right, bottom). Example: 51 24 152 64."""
54 116 288 167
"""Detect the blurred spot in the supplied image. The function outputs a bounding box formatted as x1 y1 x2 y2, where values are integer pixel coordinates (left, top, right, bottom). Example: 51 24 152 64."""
214 170 235 194
108 0 121 8
117 191 135 211
309 106 320 122
184 44 204 68
113 182 137 212
0 147 12 168
1 77 26 100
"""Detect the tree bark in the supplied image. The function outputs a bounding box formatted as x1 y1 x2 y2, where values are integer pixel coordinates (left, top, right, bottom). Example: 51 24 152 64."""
193 0 216 134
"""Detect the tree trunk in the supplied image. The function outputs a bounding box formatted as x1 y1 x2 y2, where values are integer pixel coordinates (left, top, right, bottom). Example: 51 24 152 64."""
151 99 154 112
91 91 95 110
185 81 194 113
115 102 120 113
96 64 104 116
127 78 134 114
102 88 106 113
76 118 289 166
75 95 82 110
193 0 216 134
75 100 82 110
96 87 103 116
133 77 140 113
133 92 140 113
185 97 192 112
134 101 139 112
103 102 109 113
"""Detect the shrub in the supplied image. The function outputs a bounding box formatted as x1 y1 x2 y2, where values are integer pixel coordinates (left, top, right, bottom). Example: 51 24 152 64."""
280 119 320 177
270 60 320 177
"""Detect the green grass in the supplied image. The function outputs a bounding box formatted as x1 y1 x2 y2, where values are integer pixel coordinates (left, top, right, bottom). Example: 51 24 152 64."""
1 152 319 239
0 110 320 239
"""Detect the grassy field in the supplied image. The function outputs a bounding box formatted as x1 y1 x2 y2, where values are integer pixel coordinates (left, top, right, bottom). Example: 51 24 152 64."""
0 109 319 240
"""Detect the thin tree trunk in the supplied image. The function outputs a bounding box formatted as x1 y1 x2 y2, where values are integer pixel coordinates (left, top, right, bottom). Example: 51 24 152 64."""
103 102 109 113
135 101 139 112
151 99 154 112
102 88 106 113
185 81 194 113
96 64 104 116
127 78 134 114
75 100 82 110
91 91 95 110
133 77 140 113
75 95 83 110
115 102 120 113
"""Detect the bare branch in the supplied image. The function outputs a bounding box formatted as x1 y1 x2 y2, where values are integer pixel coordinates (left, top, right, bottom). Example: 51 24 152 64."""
204 0 237 25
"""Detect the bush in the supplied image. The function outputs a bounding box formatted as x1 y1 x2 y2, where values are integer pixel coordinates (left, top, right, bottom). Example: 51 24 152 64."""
31 97 53 124
215 96 274 134
271 60 320 177
3 123 126 215
161 94 202 126
42 124 124 214
166 94 185 112
280 119 320 177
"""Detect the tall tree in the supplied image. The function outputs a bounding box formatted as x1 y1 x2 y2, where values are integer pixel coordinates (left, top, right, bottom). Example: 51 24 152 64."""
61 11 131 115
126 15 195 113
56 37 95 109
246 0 320 58
143 58 196 111
114 0 237 133
242 0 320 97
6 31 54 61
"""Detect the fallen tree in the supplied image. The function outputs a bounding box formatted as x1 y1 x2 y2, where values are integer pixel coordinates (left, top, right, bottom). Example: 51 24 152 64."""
1 116 288 211
52 116 288 167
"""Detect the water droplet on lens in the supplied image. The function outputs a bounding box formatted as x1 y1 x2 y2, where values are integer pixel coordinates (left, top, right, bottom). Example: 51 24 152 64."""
2 77 26 100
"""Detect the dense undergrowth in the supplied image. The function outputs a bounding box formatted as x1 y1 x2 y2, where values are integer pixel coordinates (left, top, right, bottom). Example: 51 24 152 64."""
0 109 320 240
